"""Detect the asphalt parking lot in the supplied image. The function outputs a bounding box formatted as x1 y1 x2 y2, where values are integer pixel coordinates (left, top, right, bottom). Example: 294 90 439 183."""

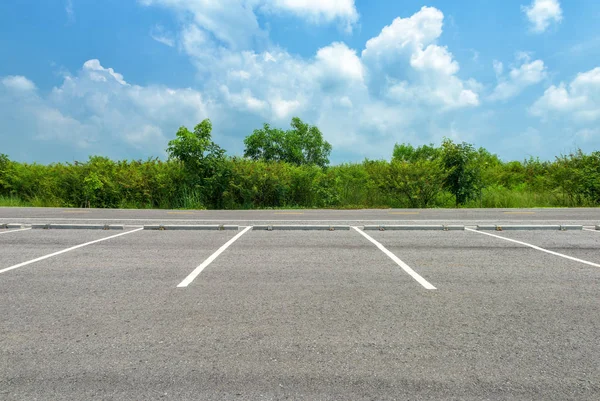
1 208 600 400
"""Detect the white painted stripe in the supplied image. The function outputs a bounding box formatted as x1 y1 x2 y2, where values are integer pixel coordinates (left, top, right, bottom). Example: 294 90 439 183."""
177 226 252 288
352 227 436 290
466 228 600 268
0 228 143 275
0 228 31 235
583 228 599 233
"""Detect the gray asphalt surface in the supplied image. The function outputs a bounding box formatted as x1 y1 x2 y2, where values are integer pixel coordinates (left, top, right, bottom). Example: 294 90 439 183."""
1 206 600 226
1 209 600 400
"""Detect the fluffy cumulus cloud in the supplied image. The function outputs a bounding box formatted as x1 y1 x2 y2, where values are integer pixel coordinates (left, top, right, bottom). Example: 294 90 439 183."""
2 76 37 92
139 3 479 156
0 60 212 160
531 67 600 123
2 4 482 162
522 0 563 33
362 7 479 109
490 53 547 101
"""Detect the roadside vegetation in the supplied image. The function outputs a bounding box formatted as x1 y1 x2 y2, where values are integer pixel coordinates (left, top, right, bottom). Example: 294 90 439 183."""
1 119 599 209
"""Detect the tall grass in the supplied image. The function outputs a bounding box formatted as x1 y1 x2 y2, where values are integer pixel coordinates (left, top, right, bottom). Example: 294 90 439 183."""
0 195 31 207
178 188 206 210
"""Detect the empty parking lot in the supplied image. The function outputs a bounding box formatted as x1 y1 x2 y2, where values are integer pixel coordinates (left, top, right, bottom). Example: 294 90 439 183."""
1 208 599 400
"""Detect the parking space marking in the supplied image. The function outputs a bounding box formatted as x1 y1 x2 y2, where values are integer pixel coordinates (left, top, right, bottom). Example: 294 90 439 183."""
0 228 144 275
177 226 253 288
352 227 436 290
466 228 600 268
583 228 599 233
0 228 31 236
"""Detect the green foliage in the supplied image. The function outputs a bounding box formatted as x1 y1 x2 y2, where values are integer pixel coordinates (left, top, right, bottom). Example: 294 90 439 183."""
167 119 227 208
244 117 332 168
550 150 600 205
2 122 600 210
0 195 30 207
440 139 482 206
167 120 224 168
393 143 441 163
0 153 10 193
387 160 445 208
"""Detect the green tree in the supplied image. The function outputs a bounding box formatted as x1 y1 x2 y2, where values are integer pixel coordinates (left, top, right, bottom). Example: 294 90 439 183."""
392 143 441 163
167 119 227 208
244 117 332 168
243 124 286 163
0 154 10 194
440 139 482 206
167 120 225 172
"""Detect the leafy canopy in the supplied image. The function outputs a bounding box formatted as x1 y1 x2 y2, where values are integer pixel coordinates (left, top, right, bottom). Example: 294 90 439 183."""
244 117 332 168
166 119 227 206
440 138 482 206
167 119 225 169
392 143 441 163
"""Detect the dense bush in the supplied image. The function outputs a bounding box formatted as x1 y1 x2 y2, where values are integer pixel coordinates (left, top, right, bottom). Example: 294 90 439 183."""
1 148 599 209
1 119 599 209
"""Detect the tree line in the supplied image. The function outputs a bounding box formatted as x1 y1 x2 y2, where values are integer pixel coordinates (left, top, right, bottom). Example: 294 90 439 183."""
1 117 599 209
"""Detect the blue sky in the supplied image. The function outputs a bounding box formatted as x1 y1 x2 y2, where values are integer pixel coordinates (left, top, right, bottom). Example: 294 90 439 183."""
1 0 599 164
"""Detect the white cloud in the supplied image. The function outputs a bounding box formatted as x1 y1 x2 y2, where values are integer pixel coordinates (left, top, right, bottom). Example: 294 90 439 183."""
152 34 175 47
83 59 128 85
140 0 358 53
0 60 214 160
271 97 302 120
490 54 547 101
2 76 36 92
3 6 483 162
150 25 175 47
362 6 479 109
140 0 266 51
410 45 459 76
522 0 563 33
220 86 269 113
531 67 600 123
263 0 359 31
314 42 364 87
362 6 444 65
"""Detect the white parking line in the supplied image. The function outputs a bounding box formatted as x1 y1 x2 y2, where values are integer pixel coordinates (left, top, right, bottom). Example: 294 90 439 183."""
177 226 252 288
583 228 599 233
352 227 436 290
0 228 31 236
466 228 600 268
0 228 144 275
